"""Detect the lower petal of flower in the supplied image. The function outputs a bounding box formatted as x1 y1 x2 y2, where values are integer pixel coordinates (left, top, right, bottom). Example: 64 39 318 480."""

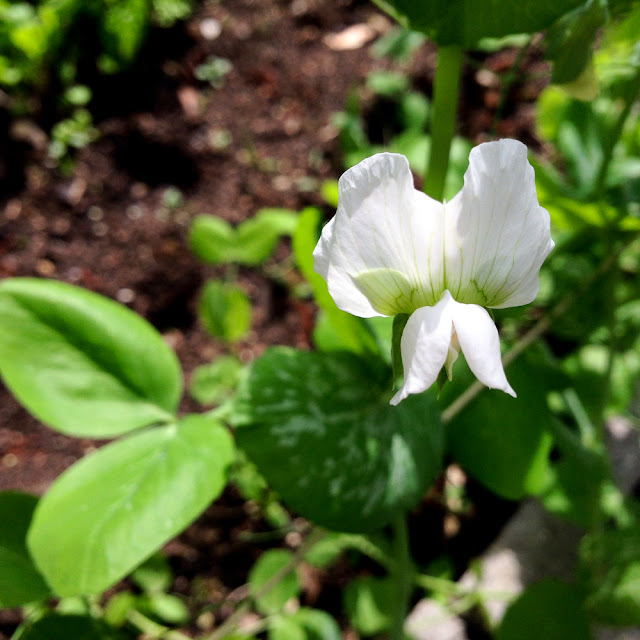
390 291 455 406
449 300 516 397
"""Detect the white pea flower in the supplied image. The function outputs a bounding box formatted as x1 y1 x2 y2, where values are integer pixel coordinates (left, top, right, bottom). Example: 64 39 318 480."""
313 139 554 405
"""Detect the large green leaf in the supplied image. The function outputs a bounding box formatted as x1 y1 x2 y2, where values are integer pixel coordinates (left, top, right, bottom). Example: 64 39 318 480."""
0 278 182 437
28 415 234 596
441 349 555 500
231 348 443 532
0 492 50 607
373 0 585 48
497 579 592 640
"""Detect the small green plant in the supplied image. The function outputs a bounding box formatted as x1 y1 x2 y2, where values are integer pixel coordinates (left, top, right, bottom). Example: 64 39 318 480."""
194 56 233 89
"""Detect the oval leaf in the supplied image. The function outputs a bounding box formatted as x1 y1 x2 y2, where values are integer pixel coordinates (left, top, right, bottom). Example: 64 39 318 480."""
28 415 234 596
441 350 555 500
0 492 50 607
232 348 443 532
0 278 182 437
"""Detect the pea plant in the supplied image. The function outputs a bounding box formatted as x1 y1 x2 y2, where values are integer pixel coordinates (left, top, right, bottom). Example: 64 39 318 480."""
1 1 640 639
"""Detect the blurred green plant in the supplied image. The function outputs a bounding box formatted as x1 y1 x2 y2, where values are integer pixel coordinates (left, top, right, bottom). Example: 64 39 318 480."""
0 0 197 166
0 0 195 90
194 56 233 89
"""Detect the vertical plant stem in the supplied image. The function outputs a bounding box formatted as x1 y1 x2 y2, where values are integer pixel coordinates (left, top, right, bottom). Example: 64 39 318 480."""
390 512 414 640
424 45 463 201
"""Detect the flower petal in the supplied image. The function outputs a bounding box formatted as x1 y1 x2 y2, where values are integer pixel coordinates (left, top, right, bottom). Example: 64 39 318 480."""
313 153 445 317
390 291 454 406
443 139 554 309
449 299 516 397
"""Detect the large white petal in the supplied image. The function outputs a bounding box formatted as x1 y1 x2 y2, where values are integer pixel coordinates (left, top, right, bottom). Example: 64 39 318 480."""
450 299 516 397
313 153 445 317
443 139 554 309
390 291 454 406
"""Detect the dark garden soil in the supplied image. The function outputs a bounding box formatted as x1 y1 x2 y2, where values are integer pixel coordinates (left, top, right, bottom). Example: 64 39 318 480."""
0 1 549 636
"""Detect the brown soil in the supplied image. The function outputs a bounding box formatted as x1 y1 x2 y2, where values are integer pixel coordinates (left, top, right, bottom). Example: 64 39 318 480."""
0 0 547 636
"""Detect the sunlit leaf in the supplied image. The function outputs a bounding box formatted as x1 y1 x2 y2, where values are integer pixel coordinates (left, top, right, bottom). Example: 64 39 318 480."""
28 415 234 596
189 209 298 266
0 278 181 438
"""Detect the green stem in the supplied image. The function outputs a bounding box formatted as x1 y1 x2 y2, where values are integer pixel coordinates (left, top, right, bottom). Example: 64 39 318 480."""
390 513 414 640
424 45 463 201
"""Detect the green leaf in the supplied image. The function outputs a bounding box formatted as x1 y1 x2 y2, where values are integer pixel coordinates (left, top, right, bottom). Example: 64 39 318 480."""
344 576 393 636
546 0 607 85
441 351 555 500
100 0 148 66
0 492 50 607
320 180 339 208
373 0 585 47
189 356 245 406
189 209 297 266
497 579 592 640
0 278 181 438
289 608 341 640
268 616 306 640
370 26 426 60
103 592 137 627
366 70 409 97
18 614 127 640
564 343 640 420
249 549 301 615
537 420 607 526
28 415 234 596
198 280 252 343
303 533 354 569
152 0 194 26
293 208 378 356
130 553 173 593
399 92 430 131
139 592 190 625
579 526 640 626
232 348 443 532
